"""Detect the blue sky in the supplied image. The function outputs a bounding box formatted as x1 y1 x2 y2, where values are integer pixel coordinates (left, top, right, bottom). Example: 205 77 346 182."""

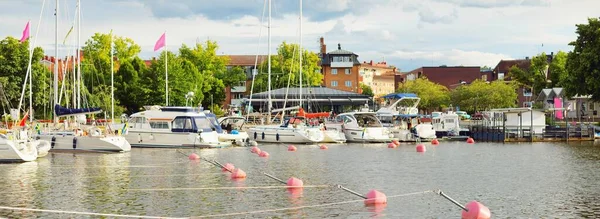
0 0 598 71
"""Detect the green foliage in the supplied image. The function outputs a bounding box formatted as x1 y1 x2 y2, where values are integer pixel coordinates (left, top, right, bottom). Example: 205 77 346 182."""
360 83 374 97
253 42 322 92
548 51 568 88
450 80 518 112
564 18 600 101
396 77 450 111
217 66 246 87
480 65 492 71
508 52 549 94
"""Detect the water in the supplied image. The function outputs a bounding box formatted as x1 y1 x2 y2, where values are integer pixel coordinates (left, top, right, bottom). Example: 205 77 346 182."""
1 141 600 218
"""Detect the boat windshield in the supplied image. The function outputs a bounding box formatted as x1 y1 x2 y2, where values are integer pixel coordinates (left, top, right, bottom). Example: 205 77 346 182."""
194 117 214 132
355 114 382 128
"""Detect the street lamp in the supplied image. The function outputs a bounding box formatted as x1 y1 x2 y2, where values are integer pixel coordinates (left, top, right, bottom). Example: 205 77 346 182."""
185 91 194 107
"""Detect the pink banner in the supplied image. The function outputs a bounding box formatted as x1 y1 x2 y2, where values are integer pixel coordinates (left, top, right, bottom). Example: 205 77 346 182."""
20 21 30 43
554 97 563 119
154 32 165 51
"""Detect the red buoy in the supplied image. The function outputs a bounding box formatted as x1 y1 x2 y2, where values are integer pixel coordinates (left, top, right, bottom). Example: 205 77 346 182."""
364 189 387 205
431 139 440 145
259 151 270 157
188 153 200 160
320 144 328 150
286 177 304 188
288 145 297 151
416 144 426 152
466 137 475 144
250 146 261 154
392 140 400 146
387 142 397 148
231 168 247 179
461 201 491 219
222 163 235 172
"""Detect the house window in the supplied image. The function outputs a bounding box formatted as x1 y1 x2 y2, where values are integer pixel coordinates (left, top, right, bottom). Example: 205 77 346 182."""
498 73 505 80
482 75 487 81
331 81 338 87
345 81 352 87
345 69 351 75
331 69 338 75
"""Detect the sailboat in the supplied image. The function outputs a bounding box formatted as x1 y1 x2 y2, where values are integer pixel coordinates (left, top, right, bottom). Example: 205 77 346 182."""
35 0 130 152
248 0 324 144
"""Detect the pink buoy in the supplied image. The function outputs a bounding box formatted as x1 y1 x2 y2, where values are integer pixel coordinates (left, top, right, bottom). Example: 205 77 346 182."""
320 144 328 150
466 137 475 144
364 189 387 205
431 139 440 145
250 146 261 154
230 168 247 179
387 142 397 148
392 140 400 146
259 151 270 157
188 153 200 160
286 177 304 188
288 145 297 151
222 163 235 172
461 201 491 219
416 144 426 152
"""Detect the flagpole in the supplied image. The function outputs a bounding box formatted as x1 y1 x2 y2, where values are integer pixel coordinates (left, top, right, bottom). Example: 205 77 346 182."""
165 31 168 106
28 20 32 122
54 0 59 124
77 0 81 108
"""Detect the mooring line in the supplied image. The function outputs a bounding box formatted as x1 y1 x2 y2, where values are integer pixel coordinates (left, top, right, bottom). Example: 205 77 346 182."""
190 190 433 218
121 185 331 192
46 173 223 179
47 161 190 168
0 206 183 219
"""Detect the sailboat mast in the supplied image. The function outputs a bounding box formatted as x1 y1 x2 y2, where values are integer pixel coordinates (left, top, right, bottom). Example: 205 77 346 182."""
77 0 81 108
165 31 168 107
53 0 59 123
267 0 272 124
299 0 303 108
110 31 114 124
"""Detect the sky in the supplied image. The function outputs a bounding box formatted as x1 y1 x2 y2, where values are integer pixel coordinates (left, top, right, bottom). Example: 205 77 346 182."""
0 0 598 72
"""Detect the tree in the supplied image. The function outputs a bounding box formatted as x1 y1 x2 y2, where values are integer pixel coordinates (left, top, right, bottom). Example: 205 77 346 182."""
396 77 450 112
253 42 322 92
216 66 246 87
450 80 518 112
508 52 549 94
564 18 600 100
548 51 568 88
360 83 374 96
480 65 492 71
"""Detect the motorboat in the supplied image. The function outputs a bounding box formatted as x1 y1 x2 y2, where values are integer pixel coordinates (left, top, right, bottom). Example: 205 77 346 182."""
248 116 325 143
121 106 230 148
0 128 50 162
431 111 470 140
376 93 437 142
209 114 251 146
326 112 393 143
36 105 131 152
296 108 346 143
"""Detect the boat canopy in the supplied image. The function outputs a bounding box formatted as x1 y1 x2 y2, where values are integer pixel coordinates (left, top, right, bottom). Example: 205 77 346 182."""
382 93 418 99
54 104 102 117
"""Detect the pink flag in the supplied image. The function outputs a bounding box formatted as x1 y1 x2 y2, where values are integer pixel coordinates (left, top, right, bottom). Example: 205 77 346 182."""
154 32 166 51
20 21 30 43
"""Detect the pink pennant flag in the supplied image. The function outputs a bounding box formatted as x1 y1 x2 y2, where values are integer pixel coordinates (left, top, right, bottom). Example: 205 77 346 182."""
20 21 30 43
154 32 166 51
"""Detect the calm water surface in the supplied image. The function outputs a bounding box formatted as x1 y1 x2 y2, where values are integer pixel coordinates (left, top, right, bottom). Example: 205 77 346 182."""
1 141 599 218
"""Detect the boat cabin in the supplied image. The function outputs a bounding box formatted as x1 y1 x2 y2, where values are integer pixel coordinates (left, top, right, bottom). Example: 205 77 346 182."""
171 116 215 133
334 113 383 128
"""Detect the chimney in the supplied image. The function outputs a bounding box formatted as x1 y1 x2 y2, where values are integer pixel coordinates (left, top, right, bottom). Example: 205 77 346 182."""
338 43 341 50
319 37 326 54
370 60 373 65
525 56 529 60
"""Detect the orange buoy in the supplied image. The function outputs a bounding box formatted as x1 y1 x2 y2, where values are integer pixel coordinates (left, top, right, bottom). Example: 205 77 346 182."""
286 177 304 188
288 145 297 151
231 168 247 178
319 144 328 150
387 142 397 148
188 153 200 160
259 151 270 157
222 163 235 172
431 139 440 145
250 146 261 154
364 189 387 205
416 144 426 152
466 137 475 144
392 140 400 146
461 201 491 219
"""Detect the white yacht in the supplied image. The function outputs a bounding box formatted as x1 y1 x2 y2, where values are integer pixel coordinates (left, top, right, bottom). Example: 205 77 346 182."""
431 111 470 140
248 116 324 143
377 93 437 142
326 112 393 143
123 106 231 148
0 128 50 162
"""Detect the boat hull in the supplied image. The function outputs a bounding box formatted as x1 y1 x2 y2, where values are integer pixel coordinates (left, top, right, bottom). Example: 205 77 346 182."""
0 136 38 162
342 127 392 143
321 129 346 143
37 133 131 152
125 131 230 148
248 126 324 143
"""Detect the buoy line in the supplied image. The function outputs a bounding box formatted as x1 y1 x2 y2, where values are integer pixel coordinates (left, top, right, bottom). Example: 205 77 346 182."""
190 190 433 218
46 173 223 179
89 185 332 192
0 206 183 219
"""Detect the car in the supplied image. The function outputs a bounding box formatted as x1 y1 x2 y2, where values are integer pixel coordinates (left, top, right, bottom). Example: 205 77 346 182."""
471 112 483 120
456 111 471 120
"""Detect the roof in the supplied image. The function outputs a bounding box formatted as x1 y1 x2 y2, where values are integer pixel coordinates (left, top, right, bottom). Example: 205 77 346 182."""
536 87 565 101
223 55 267 66
248 87 370 99
327 43 357 55
382 93 418 99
